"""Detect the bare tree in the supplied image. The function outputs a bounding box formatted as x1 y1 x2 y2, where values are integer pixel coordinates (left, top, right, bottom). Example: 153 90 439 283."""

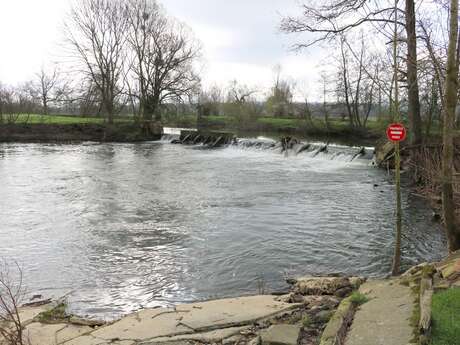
336 35 377 129
65 0 129 124
442 0 460 252
0 259 27 345
266 64 294 117
126 0 201 128
25 67 69 115
226 80 258 106
224 80 260 128
198 85 223 117
0 85 35 125
281 0 423 144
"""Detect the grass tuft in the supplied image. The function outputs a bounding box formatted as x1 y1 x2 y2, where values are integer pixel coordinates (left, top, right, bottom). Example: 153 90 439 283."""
302 314 312 328
37 302 69 323
349 291 369 306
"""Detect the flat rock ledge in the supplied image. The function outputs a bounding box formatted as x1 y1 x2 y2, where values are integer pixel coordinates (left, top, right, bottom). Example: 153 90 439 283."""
1 276 366 345
2 295 301 345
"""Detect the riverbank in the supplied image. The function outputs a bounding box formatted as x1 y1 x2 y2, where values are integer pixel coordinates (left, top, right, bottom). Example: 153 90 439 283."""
181 115 382 144
0 123 162 143
6 252 459 345
8 276 366 345
0 114 383 145
375 139 460 225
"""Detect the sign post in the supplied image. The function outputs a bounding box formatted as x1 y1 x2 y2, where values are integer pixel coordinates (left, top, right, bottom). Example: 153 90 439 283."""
387 123 406 275
387 124 407 142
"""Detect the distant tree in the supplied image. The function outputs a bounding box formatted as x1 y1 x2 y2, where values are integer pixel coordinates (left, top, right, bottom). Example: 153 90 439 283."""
226 80 257 105
0 84 35 124
198 85 223 117
224 80 260 128
266 64 294 117
65 0 129 124
126 0 201 124
296 81 315 129
25 67 69 115
319 71 331 129
335 35 377 128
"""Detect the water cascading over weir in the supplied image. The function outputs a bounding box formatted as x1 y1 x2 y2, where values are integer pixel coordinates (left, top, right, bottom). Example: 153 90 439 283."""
160 130 375 162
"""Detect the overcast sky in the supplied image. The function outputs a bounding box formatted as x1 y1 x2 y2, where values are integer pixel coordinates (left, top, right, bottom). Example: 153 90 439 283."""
0 0 328 99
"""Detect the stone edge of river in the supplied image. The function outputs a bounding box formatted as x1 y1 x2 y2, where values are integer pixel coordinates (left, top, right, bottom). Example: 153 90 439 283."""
8 251 460 345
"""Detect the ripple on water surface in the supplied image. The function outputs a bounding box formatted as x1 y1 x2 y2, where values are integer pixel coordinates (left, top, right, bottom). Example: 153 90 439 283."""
0 142 446 318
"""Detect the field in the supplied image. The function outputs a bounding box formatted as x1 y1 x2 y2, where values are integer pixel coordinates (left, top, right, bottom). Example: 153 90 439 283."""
4 114 125 125
3 113 454 141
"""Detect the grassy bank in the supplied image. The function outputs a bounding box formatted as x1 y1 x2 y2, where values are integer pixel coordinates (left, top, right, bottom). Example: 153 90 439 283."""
165 114 385 143
2 113 387 144
3 114 130 125
431 288 460 345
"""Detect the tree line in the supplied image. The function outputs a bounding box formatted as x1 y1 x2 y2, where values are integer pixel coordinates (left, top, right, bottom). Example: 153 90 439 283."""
0 0 201 131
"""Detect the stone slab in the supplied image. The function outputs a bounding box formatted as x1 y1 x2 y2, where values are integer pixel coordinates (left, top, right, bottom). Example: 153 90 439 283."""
319 296 354 345
19 305 52 325
138 326 248 344
90 295 297 342
441 259 460 279
24 322 92 345
62 335 134 345
260 324 301 345
345 280 415 345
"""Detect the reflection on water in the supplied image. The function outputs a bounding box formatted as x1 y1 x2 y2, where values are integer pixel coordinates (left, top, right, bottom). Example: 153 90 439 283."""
0 141 446 319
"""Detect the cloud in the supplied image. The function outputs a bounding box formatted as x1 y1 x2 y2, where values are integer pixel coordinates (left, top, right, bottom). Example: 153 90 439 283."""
0 0 69 84
0 0 327 101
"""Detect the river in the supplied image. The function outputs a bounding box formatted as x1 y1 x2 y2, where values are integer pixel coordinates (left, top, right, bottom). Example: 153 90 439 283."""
0 135 446 319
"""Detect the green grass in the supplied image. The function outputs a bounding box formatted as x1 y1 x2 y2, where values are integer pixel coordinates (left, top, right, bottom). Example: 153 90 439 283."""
6 114 132 125
430 288 460 345
349 291 369 306
302 314 312 327
4 113 391 140
257 117 300 127
37 302 69 323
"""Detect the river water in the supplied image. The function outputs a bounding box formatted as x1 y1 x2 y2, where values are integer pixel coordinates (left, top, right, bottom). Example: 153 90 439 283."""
0 136 446 319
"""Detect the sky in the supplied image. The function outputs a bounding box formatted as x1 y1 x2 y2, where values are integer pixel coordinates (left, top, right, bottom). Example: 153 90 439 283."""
0 0 328 100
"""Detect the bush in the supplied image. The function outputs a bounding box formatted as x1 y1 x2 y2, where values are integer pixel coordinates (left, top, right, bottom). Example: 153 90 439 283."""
0 259 27 345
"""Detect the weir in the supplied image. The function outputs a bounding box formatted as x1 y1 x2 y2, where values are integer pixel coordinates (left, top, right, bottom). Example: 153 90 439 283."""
161 131 375 162
177 130 235 147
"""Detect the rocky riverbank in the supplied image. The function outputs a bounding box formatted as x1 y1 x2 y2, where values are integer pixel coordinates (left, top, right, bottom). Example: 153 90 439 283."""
375 139 460 221
3 276 366 345
3 252 459 345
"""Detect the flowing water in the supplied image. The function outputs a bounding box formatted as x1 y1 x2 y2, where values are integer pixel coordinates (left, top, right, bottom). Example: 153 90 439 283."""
0 133 446 319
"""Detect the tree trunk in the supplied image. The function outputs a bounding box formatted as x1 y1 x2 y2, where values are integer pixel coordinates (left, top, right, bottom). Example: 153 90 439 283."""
392 0 402 276
442 0 460 252
42 96 48 115
106 102 114 125
340 39 354 127
425 79 437 138
143 101 154 122
405 0 423 145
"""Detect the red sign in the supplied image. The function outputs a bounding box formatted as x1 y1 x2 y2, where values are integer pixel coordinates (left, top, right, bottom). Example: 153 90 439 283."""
387 123 407 142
